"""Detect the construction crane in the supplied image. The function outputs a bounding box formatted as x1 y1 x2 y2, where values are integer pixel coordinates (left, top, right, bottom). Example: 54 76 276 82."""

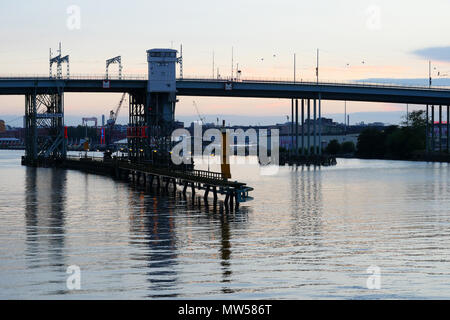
193 101 206 124
105 93 127 148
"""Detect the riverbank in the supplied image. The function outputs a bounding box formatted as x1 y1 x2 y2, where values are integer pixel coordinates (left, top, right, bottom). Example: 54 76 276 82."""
339 152 450 163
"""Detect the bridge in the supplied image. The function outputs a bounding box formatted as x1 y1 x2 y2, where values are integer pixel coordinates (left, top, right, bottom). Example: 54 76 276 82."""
1 48 449 199
1 76 450 105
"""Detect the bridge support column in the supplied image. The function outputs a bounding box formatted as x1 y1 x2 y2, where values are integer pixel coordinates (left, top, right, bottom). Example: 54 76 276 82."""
439 105 443 154
313 99 317 156
426 105 429 155
164 178 170 192
204 185 210 201
291 100 294 155
183 181 188 196
24 92 66 166
172 178 177 196
447 106 450 153
301 99 305 156
224 192 230 211
128 92 147 163
213 186 218 203
295 99 299 157
432 105 435 153
229 191 234 211
191 183 196 199
307 99 311 156
319 94 322 156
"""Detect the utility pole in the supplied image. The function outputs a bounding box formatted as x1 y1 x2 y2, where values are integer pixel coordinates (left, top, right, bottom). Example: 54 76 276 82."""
429 61 432 87
294 53 296 83
231 47 234 80
316 48 319 84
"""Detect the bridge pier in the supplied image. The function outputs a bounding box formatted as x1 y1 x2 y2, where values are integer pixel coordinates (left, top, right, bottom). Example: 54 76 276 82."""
191 183 196 199
426 105 429 155
204 185 210 201
313 99 317 155
164 177 170 192
301 99 305 156
183 181 188 197
447 106 450 154
307 99 311 156
295 99 299 156
432 105 435 152
172 178 177 196
23 92 66 166
319 93 322 156
213 186 218 203
289 99 295 157
156 176 161 189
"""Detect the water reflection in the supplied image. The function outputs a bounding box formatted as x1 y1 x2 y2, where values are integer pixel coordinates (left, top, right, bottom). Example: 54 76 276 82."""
219 214 233 293
12 151 450 299
126 179 251 297
290 165 323 243
128 192 179 298
25 168 67 267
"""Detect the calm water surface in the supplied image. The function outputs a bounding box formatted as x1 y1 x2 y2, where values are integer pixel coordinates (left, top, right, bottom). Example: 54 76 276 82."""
1 150 450 299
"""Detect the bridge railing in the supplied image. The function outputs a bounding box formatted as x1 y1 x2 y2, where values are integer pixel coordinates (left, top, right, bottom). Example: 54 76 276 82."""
0 74 147 80
178 76 450 91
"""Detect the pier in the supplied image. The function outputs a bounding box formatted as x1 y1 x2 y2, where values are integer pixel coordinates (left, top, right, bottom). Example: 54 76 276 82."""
38 154 252 210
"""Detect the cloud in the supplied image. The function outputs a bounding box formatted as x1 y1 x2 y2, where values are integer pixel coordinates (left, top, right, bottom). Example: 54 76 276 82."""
412 46 450 62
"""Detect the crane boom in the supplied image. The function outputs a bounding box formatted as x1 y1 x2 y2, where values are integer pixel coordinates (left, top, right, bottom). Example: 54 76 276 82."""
108 93 126 126
193 101 205 123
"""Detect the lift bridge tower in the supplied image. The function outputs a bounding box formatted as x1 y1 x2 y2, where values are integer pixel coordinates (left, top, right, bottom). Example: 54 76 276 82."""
128 48 180 163
23 44 69 166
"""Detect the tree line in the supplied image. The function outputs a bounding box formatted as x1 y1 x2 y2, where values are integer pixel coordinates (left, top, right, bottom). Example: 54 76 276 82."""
355 110 427 160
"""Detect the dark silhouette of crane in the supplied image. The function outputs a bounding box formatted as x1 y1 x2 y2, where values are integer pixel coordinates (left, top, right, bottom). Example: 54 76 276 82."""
105 93 126 148
193 101 205 123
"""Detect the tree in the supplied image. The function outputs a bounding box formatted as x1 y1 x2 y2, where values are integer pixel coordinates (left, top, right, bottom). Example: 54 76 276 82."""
356 128 387 158
325 139 341 155
402 110 427 129
341 141 356 154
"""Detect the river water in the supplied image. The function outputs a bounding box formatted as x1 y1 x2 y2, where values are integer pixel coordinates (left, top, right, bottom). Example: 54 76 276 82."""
1 150 450 299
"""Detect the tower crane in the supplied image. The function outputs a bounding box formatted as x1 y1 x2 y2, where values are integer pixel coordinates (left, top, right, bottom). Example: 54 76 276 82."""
193 101 206 124
105 93 127 148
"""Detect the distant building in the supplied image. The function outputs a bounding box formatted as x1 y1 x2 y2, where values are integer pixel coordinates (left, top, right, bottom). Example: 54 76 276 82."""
369 122 385 127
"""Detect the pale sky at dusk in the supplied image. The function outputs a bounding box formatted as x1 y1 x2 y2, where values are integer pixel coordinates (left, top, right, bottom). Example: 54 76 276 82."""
1 0 450 125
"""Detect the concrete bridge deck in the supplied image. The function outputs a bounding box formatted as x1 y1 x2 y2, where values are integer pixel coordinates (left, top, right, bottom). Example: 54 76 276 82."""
1 76 450 105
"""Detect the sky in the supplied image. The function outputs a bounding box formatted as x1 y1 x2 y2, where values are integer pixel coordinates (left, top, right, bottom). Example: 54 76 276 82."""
1 0 450 126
